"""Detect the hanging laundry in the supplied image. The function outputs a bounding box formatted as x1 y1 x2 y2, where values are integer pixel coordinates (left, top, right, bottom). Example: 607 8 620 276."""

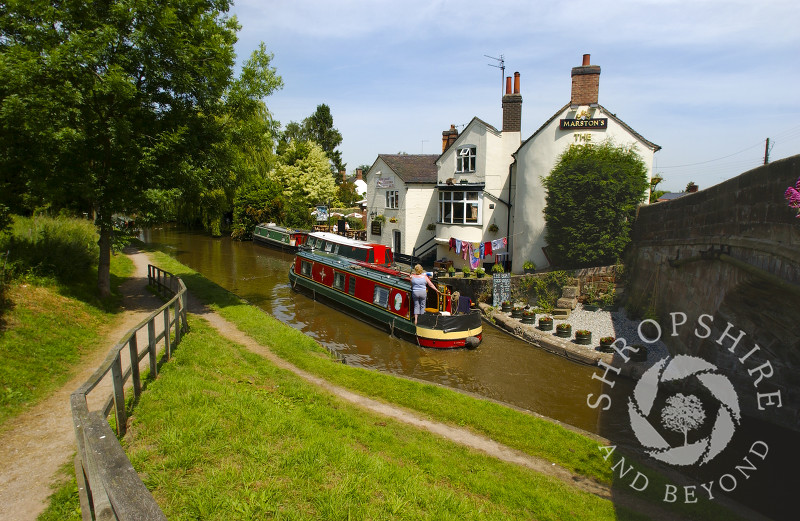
470 243 481 269
484 241 493 256
450 237 457 252
502 237 508 248
455 240 462 254
479 242 485 258
491 238 504 251
462 241 470 261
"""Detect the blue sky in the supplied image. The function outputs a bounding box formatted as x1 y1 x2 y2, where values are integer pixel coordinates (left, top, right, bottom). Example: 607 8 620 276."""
230 0 800 193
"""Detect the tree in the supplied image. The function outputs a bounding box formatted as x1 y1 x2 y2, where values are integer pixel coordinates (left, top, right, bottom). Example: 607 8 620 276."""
661 393 706 446
0 0 281 296
270 141 339 215
542 141 649 268
278 104 344 178
649 174 666 203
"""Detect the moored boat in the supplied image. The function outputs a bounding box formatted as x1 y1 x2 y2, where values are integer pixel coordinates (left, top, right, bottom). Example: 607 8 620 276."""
288 232 482 348
253 223 309 252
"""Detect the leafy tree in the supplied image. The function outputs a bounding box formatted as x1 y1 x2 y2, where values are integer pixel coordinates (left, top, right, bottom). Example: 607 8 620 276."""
278 104 344 178
649 174 666 203
0 0 281 296
543 141 649 268
230 176 286 240
271 141 339 214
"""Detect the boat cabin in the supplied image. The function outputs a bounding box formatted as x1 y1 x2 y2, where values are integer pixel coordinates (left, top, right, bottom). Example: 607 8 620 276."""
304 232 394 267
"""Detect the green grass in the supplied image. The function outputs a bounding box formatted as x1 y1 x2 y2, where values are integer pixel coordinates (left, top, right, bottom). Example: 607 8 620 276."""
122 317 643 521
0 253 134 427
140 248 745 521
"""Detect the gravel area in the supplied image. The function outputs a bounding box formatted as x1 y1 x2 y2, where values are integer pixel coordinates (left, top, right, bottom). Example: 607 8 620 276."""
550 303 669 363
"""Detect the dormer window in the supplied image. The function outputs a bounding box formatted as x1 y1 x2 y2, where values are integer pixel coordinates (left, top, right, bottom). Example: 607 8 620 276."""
456 146 476 173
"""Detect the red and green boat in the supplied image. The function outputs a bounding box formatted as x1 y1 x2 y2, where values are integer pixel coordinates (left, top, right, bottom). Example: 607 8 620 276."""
253 223 309 252
288 232 482 348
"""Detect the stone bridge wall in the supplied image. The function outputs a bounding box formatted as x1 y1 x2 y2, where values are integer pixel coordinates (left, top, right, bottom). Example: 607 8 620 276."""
625 155 800 430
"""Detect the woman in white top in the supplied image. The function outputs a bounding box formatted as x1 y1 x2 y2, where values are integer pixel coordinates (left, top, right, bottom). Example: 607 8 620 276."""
410 264 439 325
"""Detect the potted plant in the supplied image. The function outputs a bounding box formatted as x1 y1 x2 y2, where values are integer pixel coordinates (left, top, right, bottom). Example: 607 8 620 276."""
575 329 592 345
555 322 572 338
538 315 553 331
511 306 524 318
447 266 456 277
501 300 512 312
475 267 486 278
523 260 535 274
488 223 499 233
521 309 536 324
491 263 504 274
600 288 616 310
427 223 436 231
389 216 398 223
462 265 471 278
373 214 386 224
598 336 615 353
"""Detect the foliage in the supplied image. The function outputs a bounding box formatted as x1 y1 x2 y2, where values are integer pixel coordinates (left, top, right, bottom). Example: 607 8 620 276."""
600 336 615 344
462 265 471 276
278 103 345 177
649 174 666 203
556 322 571 331
523 260 536 270
1 215 99 281
270 141 339 210
0 1 282 296
447 265 455 275
576 329 590 336
785 176 800 218
514 270 571 312
491 263 504 273
685 181 698 192
542 141 649 268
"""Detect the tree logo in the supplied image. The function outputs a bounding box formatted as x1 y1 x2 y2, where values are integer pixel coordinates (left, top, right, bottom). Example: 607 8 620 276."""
628 355 741 466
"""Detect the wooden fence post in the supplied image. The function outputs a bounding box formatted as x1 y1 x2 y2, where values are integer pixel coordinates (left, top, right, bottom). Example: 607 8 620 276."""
111 354 127 437
163 306 171 360
129 334 141 398
148 319 158 379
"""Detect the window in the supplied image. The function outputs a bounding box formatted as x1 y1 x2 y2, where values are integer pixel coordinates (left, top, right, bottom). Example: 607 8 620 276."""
456 147 476 173
301 261 312 276
385 190 399 209
348 275 356 295
333 271 345 290
438 190 482 225
373 285 390 308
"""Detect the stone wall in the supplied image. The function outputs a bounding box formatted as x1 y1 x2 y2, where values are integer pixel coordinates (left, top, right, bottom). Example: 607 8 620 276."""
625 155 800 430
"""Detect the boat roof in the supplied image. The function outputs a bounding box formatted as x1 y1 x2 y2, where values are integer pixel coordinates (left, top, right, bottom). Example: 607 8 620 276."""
297 249 412 287
256 223 308 233
309 231 372 249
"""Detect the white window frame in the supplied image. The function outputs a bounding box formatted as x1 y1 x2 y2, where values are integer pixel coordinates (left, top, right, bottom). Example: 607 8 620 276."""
438 190 482 225
456 146 476 173
385 190 399 209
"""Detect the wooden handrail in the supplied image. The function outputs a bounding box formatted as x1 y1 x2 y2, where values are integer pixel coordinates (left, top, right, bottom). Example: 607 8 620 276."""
70 265 188 521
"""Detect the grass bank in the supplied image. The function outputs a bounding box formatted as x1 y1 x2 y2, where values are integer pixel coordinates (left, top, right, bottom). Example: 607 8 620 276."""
0 253 133 428
140 248 743 521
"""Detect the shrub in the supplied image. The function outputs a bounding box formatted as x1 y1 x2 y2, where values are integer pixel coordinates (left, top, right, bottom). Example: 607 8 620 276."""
523 260 535 270
491 263 504 274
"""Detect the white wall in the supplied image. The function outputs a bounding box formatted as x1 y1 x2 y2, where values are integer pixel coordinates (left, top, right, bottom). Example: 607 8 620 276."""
511 105 657 273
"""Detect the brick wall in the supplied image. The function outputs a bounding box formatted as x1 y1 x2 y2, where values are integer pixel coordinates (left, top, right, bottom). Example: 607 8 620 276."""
570 65 600 106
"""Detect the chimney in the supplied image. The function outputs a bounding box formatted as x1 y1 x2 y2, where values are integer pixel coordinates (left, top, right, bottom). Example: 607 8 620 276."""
570 53 601 106
356 168 363 181
502 72 522 133
340 169 346 182
442 124 459 152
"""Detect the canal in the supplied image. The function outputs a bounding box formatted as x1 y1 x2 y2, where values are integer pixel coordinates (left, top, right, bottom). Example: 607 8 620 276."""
142 226 795 520
142 226 632 437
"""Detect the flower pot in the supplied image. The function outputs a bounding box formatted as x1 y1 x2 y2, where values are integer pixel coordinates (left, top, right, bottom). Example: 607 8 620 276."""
575 332 592 345
583 303 600 312
511 308 523 318
598 338 615 353
555 325 572 338
476 272 485 278
501 303 512 313
538 318 553 331
523 268 535 274
521 314 535 324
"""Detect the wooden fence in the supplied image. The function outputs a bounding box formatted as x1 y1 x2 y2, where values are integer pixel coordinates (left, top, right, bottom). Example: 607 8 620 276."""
70 265 188 521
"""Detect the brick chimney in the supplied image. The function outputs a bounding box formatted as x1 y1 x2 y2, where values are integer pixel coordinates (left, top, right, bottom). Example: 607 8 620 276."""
355 168 363 180
502 72 522 132
442 124 459 152
570 54 601 106
340 169 347 182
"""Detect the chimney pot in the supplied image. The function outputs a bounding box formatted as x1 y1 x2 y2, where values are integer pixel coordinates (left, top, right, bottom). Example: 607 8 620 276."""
513 72 520 94
582 53 591 66
505 76 512 95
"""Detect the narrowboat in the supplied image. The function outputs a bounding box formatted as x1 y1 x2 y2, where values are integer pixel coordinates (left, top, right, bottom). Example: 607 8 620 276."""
253 223 309 252
288 232 482 348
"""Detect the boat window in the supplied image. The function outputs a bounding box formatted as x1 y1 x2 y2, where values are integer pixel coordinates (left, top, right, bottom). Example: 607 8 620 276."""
301 261 312 276
373 285 390 308
348 275 356 295
333 244 340 254
333 272 345 290
325 241 334 252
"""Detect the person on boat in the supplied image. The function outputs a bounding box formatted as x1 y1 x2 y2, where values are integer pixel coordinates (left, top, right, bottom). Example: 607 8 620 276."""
411 264 439 325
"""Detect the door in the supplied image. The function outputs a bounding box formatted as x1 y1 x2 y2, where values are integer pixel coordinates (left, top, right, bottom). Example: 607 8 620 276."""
392 230 401 255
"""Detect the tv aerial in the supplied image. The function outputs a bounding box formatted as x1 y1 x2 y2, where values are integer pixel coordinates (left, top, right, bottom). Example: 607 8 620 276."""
485 54 505 97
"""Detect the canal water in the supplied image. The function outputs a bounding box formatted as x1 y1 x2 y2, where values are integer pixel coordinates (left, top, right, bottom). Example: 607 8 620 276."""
142 226 794 520
142 226 629 436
